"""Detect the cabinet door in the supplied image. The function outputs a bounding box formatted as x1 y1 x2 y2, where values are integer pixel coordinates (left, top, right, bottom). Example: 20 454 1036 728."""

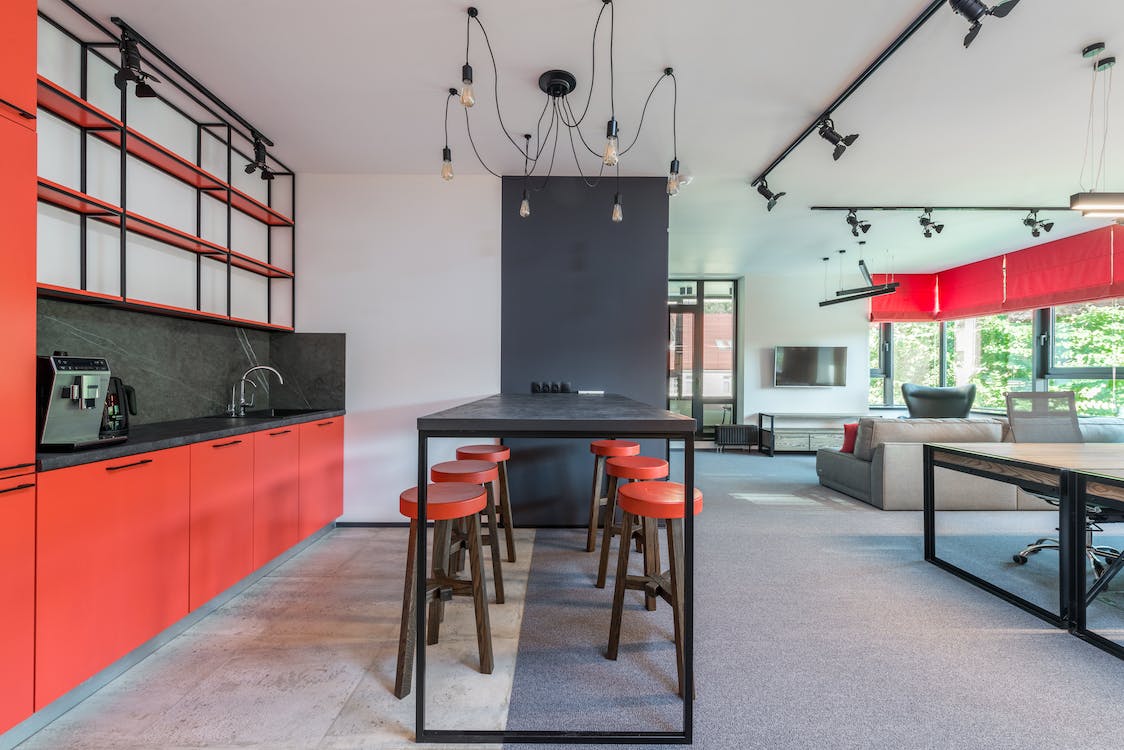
298 417 344 539
0 475 35 732
190 437 255 609
36 447 190 708
0 0 36 130
0 117 36 480
253 427 300 567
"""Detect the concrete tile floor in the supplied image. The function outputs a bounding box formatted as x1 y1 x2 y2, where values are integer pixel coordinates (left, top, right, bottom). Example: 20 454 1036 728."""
17 526 535 750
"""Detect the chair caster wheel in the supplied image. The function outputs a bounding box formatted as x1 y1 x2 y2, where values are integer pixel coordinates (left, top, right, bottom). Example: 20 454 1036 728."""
1012 554 1027 564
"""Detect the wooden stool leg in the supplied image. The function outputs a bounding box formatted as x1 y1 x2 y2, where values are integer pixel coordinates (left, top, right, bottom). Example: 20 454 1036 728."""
426 520 452 645
586 455 606 552
466 513 494 674
452 517 467 574
483 481 505 604
596 475 621 588
643 517 661 612
394 520 420 699
667 518 689 699
498 460 517 563
606 511 634 661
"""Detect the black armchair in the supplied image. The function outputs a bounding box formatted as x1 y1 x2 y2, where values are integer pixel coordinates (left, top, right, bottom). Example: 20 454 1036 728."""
900 383 976 418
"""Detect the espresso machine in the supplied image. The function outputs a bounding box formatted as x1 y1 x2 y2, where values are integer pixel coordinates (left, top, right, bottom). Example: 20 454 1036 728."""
36 353 127 450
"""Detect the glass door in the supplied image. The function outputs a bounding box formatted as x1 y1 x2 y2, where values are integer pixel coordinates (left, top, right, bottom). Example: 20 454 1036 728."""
668 280 738 437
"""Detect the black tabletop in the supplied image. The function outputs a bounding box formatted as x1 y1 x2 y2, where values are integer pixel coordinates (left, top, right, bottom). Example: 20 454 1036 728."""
417 393 695 436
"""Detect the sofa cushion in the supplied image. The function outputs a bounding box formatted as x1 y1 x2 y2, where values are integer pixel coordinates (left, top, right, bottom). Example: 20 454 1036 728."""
841 423 858 453
816 449 872 502
853 417 1005 462
1079 418 1124 443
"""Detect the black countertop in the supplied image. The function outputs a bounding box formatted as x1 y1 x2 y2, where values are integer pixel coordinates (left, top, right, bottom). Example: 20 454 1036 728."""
417 393 695 436
37 409 346 472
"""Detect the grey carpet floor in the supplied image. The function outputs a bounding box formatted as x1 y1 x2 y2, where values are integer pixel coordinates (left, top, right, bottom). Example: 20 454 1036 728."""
503 451 1124 749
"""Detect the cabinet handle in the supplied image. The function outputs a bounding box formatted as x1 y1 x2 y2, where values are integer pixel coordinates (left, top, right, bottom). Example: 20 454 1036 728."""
0 462 35 473
317 421 335 427
213 439 244 448
106 458 153 472
269 430 292 437
0 482 34 495
0 97 35 120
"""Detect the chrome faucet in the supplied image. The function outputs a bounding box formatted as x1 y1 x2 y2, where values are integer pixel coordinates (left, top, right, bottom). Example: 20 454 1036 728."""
228 365 284 416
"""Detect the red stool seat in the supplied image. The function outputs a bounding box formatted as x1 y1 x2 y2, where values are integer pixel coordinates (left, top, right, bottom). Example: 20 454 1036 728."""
606 456 669 480
590 439 641 458
431 459 499 484
617 481 703 519
457 444 511 463
399 483 487 521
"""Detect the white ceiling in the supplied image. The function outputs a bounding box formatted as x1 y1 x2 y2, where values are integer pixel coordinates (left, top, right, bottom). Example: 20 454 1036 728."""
45 0 1124 278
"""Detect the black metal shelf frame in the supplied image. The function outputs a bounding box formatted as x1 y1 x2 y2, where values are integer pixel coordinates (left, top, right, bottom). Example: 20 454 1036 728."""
37 3 296 331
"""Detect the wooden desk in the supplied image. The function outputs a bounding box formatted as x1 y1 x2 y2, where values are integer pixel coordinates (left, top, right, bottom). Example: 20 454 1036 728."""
414 394 696 745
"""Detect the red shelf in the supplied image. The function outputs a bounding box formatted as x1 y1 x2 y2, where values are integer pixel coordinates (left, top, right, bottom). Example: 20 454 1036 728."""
228 249 294 279
122 214 227 258
37 76 120 131
230 317 294 332
94 128 224 191
37 284 122 303
37 179 120 216
224 187 294 227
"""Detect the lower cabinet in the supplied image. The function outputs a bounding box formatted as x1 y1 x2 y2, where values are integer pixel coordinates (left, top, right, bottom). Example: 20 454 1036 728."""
299 417 345 539
190 437 255 610
36 447 190 708
253 427 300 568
0 474 35 733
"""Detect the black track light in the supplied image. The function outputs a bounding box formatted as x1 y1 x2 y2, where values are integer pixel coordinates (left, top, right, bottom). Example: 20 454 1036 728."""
919 209 945 238
845 210 871 238
817 119 859 161
113 32 161 97
948 0 1021 49
756 180 785 212
1022 210 1053 238
245 134 275 181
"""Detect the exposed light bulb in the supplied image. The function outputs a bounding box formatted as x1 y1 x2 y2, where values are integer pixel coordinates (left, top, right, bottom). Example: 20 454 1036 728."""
519 189 531 218
441 147 454 181
603 118 619 167
461 64 475 108
611 193 623 223
667 158 681 196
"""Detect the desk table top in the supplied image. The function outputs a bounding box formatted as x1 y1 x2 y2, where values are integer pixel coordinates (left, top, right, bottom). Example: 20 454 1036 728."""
930 442 1124 472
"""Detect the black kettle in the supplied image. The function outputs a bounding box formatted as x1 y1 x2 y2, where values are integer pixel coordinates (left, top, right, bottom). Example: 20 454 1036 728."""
100 377 137 439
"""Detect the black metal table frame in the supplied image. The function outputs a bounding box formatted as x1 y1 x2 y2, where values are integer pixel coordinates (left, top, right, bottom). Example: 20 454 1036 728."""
1072 472 1124 659
922 444 1076 628
415 426 695 745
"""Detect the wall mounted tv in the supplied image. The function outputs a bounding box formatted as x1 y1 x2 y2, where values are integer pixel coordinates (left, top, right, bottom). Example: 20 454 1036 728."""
773 346 847 387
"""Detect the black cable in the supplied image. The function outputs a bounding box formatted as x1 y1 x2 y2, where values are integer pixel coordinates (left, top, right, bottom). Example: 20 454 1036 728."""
569 1 609 127
533 93 552 160
620 71 671 156
566 119 606 188
527 97 559 177
464 107 503 178
444 91 454 147
671 72 678 158
564 96 603 158
529 100 562 192
608 0 615 120
472 14 534 158
464 13 471 63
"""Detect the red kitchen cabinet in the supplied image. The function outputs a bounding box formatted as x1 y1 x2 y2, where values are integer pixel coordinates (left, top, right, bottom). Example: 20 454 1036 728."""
298 417 345 539
0 0 36 130
0 115 36 481
190 437 254 609
0 475 35 733
253 427 300 568
36 447 190 708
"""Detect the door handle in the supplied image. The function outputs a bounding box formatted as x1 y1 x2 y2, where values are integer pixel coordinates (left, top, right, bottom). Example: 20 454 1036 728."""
269 430 292 437
316 421 335 427
0 462 35 473
106 458 153 472
0 482 34 495
0 97 35 120
213 440 244 448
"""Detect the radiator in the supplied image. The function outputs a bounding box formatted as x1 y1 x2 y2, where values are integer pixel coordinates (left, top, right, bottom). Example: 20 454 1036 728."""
714 424 758 448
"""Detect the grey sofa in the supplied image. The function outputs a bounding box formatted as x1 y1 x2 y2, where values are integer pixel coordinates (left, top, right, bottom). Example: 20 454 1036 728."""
816 416 1124 510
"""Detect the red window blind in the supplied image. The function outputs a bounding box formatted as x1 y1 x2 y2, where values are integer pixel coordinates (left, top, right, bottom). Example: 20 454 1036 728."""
869 274 937 322
1004 227 1113 311
936 256 1005 319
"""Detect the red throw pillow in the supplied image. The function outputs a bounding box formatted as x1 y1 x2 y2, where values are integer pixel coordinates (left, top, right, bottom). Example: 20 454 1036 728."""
841 423 859 453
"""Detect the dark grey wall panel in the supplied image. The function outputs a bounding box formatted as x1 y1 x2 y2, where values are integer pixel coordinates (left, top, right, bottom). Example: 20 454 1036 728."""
500 176 669 526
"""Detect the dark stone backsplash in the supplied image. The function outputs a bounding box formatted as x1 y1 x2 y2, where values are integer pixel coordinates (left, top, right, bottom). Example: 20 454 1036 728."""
37 299 345 425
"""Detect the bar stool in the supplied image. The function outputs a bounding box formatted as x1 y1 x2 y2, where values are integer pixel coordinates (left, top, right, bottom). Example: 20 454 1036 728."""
394 482 492 699
431 459 505 604
456 444 516 563
586 440 641 552
596 456 669 613
606 480 703 699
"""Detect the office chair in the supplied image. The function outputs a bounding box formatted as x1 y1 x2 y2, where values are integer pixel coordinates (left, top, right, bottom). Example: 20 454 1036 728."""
900 383 976 418
1007 391 1123 578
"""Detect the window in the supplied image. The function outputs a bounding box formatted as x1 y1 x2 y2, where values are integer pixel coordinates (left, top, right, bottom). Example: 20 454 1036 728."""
869 323 887 405
890 322 942 404
1046 299 1124 415
668 279 738 436
944 311 1033 411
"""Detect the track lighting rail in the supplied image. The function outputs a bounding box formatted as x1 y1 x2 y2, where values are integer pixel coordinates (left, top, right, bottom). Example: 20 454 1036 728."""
811 205 1072 212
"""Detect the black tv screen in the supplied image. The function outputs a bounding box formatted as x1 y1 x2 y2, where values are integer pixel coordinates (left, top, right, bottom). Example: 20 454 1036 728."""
774 346 847 387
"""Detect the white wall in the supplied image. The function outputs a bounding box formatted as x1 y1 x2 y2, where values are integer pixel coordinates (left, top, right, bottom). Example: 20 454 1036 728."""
741 271 872 417
296 175 502 521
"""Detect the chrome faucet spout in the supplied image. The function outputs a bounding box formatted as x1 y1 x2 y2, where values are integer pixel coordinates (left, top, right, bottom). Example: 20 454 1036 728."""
231 365 284 416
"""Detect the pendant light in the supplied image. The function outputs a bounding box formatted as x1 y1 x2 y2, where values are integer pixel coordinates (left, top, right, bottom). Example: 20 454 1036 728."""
611 192 623 223
603 118 620 166
460 9 477 107
1072 46 1120 218
441 89 456 181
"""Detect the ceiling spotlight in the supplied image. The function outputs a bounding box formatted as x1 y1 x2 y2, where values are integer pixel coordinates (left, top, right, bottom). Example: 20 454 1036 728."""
756 180 785 212
1095 55 1117 73
919 209 945 238
948 0 1021 49
113 32 161 98
817 119 859 161
1084 42 1107 58
1023 210 1053 238
244 134 275 181
845 210 871 238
